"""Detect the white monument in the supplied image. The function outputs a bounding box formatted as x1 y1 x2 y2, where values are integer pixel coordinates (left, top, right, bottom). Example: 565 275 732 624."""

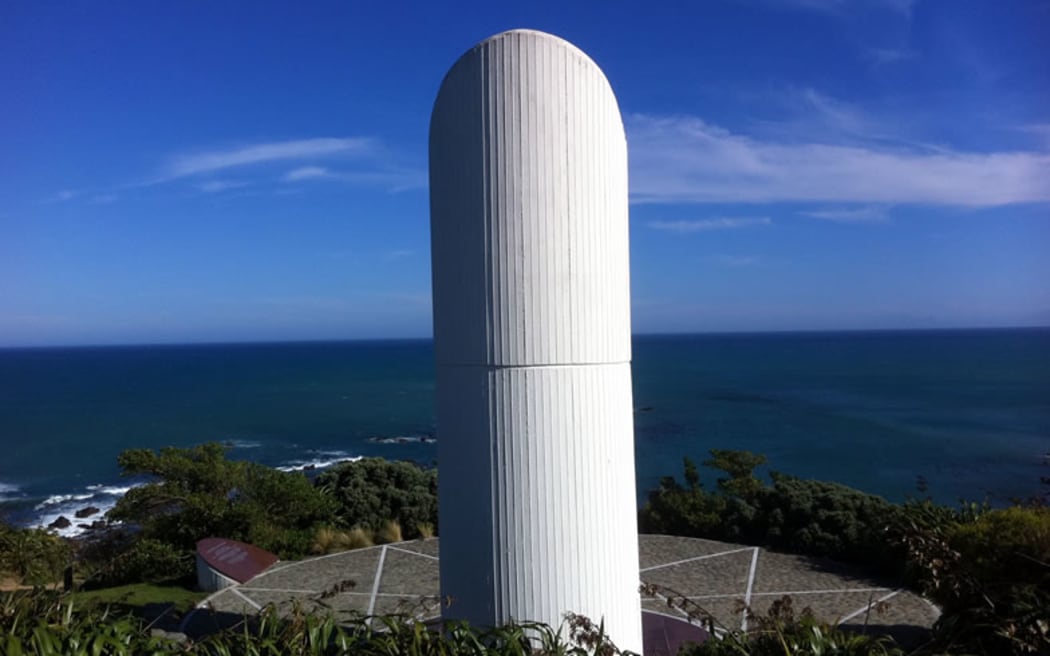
429 29 642 652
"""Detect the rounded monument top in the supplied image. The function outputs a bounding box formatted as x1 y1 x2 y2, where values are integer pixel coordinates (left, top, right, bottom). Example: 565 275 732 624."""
441 28 609 89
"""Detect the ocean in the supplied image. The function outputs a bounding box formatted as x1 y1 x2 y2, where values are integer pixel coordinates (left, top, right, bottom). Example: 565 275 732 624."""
1 329 1047 536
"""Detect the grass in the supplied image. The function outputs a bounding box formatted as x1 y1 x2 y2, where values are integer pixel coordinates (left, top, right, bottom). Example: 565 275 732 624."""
345 526 375 548
73 582 206 614
376 520 402 544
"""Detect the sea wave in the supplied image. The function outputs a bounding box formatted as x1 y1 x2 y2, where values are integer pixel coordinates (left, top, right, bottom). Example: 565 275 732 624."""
366 434 436 445
224 439 262 449
86 484 138 496
26 481 147 538
34 493 94 510
0 481 21 502
276 450 362 472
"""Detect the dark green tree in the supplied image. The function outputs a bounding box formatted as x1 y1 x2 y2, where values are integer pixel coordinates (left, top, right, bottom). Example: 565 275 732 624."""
704 449 767 498
315 458 438 539
108 443 334 561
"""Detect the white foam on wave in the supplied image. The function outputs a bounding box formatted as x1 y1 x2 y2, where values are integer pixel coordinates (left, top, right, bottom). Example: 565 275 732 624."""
309 449 354 457
367 435 437 445
86 484 137 496
226 439 262 449
276 453 362 472
0 481 21 502
35 493 94 510
31 497 119 538
28 481 146 538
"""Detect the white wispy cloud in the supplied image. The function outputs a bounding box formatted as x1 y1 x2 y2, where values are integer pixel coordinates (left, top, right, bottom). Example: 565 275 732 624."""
332 169 427 192
754 88 925 148
647 217 773 233
165 138 373 179
280 166 426 191
1022 123 1050 136
282 166 331 182
199 180 249 193
146 137 424 193
801 206 889 223
43 189 78 203
794 88 872 137
1020 123 1050 148
627 114 1050 207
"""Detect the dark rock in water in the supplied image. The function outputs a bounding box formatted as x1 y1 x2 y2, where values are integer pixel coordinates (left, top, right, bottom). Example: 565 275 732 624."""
709 391 776 404
78 523 92 529
49 516 71 530
636 406 654 413
90 520 107 529
303 464 316 471
75 506 100 519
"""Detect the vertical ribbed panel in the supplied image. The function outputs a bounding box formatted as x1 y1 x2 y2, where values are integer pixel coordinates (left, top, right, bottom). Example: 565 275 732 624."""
430 29 630 367
430 29 641 653
436 365 641 651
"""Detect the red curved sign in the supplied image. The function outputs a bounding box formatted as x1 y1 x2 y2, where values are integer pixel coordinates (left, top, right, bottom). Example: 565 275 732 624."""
197 537 279 583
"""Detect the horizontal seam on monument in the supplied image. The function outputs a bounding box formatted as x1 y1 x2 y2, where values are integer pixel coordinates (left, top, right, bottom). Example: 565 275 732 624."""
436 361 631 369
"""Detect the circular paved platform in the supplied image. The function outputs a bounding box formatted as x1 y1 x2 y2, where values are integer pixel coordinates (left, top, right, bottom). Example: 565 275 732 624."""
183 535 938 647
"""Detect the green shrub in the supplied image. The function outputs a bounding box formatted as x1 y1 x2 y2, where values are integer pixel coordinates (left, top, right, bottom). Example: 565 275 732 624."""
757 473 902 571
315 458 438 540
92 538 193 587
895 504 1050 655
0 522 70 586
639 452 903 575
949 505 1050 583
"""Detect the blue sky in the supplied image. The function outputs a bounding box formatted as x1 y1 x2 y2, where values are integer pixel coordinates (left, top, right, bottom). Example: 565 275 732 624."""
2 1 1048 346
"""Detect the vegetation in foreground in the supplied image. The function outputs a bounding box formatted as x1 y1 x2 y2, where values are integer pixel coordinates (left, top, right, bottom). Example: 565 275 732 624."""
3 587 628 656
2 444 1047 654
640 451 1050 655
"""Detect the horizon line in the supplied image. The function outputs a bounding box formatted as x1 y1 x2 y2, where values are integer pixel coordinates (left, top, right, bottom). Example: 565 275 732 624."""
3 324 1048 351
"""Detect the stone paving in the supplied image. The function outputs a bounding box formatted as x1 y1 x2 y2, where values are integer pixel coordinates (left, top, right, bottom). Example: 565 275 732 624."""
183 534 939 644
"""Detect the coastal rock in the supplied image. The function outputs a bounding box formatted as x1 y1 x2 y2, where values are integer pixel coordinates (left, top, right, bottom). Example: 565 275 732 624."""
49 516 71 530
75 506 100 518
90 520 107 530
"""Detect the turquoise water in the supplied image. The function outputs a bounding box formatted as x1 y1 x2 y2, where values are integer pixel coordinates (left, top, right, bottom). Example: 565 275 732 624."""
1 329 1047 533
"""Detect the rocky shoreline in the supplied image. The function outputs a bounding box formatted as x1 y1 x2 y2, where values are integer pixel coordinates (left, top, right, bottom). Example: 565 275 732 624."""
46 504 111 536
